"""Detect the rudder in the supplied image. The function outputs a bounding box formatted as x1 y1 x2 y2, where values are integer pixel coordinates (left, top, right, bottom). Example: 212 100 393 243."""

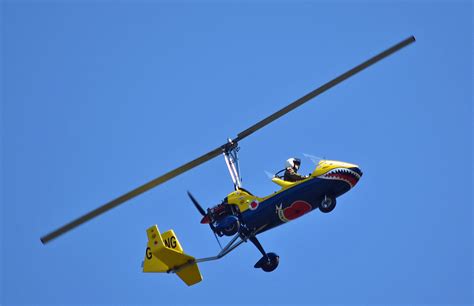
142 225 202 286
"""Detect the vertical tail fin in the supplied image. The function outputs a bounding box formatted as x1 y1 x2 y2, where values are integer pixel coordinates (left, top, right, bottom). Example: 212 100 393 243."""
142 225 202 286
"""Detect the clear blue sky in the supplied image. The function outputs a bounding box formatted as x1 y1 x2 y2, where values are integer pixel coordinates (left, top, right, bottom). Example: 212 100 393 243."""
2 1 472 305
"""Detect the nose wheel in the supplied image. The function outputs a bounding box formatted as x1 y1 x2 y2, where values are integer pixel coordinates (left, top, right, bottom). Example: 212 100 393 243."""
319 195 336 213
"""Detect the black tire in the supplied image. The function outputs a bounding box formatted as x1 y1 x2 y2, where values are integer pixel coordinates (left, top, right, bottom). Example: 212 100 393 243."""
260 253 280 272
319 196 336 213
222 219 240 236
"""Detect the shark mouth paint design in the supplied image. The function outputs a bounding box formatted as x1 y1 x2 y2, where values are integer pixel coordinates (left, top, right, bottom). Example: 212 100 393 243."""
319 167 362 188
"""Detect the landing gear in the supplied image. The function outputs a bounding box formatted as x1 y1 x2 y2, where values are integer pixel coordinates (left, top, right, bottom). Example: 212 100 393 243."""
319 195 336 213
249 236 280 272
254 252 280 272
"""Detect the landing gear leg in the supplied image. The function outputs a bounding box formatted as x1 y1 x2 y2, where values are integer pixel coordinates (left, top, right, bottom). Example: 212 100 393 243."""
250 236 280 272
249 236 266 257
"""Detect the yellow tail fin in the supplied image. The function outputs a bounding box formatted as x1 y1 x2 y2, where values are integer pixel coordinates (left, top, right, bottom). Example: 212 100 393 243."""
142 225 202 286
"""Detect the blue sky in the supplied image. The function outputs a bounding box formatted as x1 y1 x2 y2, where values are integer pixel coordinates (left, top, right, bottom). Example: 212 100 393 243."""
2 1 472 305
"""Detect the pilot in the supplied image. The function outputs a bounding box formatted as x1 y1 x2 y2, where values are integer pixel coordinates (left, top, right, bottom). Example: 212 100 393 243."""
284 158 307 182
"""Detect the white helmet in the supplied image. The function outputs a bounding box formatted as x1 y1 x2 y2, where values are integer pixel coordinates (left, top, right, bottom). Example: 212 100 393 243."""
285 158 301 170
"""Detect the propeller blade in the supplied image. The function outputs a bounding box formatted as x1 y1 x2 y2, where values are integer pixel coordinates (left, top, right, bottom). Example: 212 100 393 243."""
234 36 416 142
187 191 207 217
40 146 223 244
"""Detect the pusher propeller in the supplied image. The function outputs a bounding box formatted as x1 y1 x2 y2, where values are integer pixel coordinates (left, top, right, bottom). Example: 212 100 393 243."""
40 36 415 244
187 191 207 217
187 191 223 250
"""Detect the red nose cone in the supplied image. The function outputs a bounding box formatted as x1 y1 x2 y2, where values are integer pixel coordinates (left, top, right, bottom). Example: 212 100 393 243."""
200 215 210 224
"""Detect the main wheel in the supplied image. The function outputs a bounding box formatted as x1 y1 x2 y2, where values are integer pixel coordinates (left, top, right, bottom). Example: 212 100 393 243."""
319 196 336 213
260 253 280 272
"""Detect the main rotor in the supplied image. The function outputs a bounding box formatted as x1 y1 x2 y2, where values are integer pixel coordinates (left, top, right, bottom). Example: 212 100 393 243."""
40 36 416 244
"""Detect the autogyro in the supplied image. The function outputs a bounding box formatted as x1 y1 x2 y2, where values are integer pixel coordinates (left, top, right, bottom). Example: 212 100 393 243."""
41 36 415 286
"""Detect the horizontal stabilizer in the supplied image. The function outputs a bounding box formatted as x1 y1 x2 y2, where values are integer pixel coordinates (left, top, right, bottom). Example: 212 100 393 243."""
143 225 202 286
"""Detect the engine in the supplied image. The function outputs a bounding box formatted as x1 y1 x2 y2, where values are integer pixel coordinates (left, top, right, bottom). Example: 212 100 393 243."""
202 202 241 237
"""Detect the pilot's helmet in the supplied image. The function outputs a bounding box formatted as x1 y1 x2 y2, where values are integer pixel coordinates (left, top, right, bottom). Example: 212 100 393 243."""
285 158 301 171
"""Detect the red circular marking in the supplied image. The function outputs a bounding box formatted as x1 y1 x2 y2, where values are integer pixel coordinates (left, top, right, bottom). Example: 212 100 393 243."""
283 200 312 220
250 201 258 209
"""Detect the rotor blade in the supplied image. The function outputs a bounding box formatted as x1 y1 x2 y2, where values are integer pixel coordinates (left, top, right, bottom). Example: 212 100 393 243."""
41 36 415 244
40 146 223 244
234 36 415 142
187 191 207 216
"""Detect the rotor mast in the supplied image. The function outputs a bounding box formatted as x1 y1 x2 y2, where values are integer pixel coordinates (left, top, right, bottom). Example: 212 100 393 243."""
222 139 242 189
